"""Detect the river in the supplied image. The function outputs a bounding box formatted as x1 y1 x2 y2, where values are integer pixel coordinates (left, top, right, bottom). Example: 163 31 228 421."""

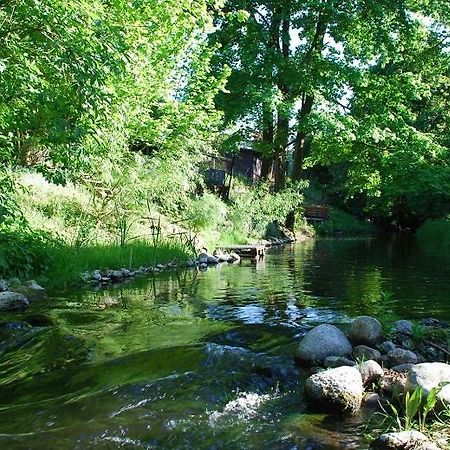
0 237 449 449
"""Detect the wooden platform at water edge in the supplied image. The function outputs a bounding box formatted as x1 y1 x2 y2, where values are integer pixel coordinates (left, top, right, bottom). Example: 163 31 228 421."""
218 244 266 258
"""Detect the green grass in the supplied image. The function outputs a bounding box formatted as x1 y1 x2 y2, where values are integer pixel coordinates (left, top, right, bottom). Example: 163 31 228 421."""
416 219 450 254
43 240 192 289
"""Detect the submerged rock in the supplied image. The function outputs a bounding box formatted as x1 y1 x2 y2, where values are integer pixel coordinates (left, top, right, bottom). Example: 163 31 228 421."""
348 316 383 346
370 431 440 450
0 292 29 311
304 366 363 414
296 324 353 365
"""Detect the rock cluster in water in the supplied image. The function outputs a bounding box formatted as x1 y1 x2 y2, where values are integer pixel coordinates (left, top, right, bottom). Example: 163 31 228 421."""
82 250 243 285
296 315 450 449
0 279 47 311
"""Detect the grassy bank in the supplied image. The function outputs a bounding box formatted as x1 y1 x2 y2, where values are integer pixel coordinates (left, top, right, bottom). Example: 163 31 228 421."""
0 169 306 286
416 219 450 254
313 207 376 237
45 241 191 289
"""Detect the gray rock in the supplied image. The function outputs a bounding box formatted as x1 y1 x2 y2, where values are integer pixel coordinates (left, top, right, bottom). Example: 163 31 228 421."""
296 324 353 365
370 430 440 450
387 348 418 367
206 256 219 265
199 262 208 271
395 320 413 336
358 360 383 385
0 279 8 292
81 272 90 282
121 268 132 277
407 362 450 404
379 341 396 354
363 392 381 409
197 253 208 264
25 280 47 300
229 252 241 262
379 372 407 396
400 339 415 350
420 318 441 327
92 270 102 281
353 345 382 362
0 292 29 310
110 270 123 280
304 366 363 414
391 364 414 373
324 356 356 368
348 316 383 346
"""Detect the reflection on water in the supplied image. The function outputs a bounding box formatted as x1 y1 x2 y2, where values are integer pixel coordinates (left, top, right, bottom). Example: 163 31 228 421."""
0 237 448 449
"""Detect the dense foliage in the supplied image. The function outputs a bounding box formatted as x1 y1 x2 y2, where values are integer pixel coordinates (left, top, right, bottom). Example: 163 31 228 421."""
1 0 450 277
211 0 450 228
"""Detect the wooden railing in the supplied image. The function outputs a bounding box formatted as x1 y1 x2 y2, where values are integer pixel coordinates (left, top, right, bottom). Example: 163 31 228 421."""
305 205 330 222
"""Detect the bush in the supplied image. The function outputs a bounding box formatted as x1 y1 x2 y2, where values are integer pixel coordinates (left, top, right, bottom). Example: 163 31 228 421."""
0 223 55 279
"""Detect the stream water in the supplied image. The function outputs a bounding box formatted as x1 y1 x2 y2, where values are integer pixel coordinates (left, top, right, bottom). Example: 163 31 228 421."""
0 237 449 449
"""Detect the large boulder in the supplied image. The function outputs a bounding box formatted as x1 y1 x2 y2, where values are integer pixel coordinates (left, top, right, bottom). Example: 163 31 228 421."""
12 280 47 301
296 324 353 365
407 362 450 404
304 366 363 413
348 316 383 346
370 431 440 450
0 292 29 311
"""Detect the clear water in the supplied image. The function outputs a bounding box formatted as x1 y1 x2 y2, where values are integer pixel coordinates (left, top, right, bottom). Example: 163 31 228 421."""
0 237 449 449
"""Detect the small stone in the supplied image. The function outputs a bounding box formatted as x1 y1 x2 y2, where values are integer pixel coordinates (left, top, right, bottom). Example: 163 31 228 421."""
0 279 8 292
304 366 363 414
229 252 241 262
353 345 382 362
348 316 383 346
379 371 407 396
92 270 102 281
364 392 382 409
386 348 418 367
110 270 123 280
391 364 414 373
370 430 439 450
296 324 353 365
197 253 208 264
395 320 413 336
199 262 208 271
324 356 356 368
379 341 396 354
206 256 219 265
0 292 29 311
156 264 165 271
358 360 384 385
121 268 132 277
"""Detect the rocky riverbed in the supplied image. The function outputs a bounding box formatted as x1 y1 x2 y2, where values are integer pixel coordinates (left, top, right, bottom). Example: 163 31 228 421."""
296 315 450 449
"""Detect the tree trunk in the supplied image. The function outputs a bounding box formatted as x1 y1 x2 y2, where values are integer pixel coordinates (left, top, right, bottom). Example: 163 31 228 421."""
286 10 328 230
274 4 291 191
